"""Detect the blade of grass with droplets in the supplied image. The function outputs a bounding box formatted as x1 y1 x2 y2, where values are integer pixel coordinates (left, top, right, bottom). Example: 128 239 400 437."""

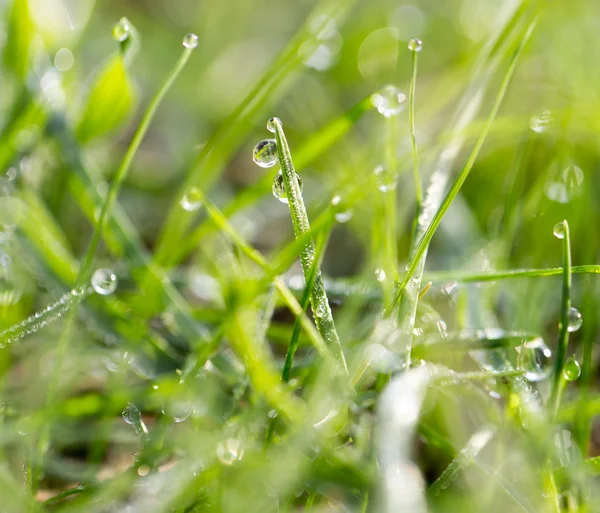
270 117 348 376
153 0 359 262
548 220 572 421
392 19 537 312
161 94 374 270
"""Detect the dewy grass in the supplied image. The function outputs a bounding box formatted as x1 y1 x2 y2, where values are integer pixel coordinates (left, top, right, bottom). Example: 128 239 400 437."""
269 117 348 377
392 20 537 311
31 35 197 492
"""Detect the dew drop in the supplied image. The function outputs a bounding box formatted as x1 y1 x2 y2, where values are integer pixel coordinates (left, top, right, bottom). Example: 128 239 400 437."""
91 268 118 296
122 402 141 425
161 399 193 423
182 33 198 49
553 222 565 239
331 195 353 223
252 139 278 168
566 307 582 333
180 187 203 212
374 165 398 192
112 17 131 43
408 38 423 52
216 438 244 465
518 337 552 382
563 164 584 187
54 48 74 72
375 268 386 282
272 171 303 203
545 181 570 204
563 356 581 382
137 465 151 477
371 85 406 118
529 110 553 133
267 117 280 133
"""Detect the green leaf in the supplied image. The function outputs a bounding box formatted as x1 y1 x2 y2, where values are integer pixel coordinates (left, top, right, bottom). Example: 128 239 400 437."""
76 54 137 143
3 0 34 81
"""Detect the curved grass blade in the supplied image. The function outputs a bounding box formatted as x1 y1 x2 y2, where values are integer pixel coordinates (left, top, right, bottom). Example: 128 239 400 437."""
271 117 348 376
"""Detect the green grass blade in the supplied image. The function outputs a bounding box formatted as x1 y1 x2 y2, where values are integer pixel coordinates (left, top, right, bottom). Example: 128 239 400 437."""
548 220 572 421
392 20 537 311
271 117 348 376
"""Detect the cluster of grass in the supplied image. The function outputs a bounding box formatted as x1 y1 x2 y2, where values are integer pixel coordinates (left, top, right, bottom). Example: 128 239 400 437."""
0 0 600 511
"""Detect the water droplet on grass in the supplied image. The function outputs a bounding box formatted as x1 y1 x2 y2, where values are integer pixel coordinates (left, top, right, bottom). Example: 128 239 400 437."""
563 356 581 381
216 438 244 465
180 187 202 212
371 85 406 117
272 171 303 203
252 139 278 168
408 38 423 52
331 195 353 223
122 403 141 425
54 48 74 72
567 307 582 332
182 33 198 49
563 164 584 187
375 268 386 282
161 398 193 423
92 268 117 295
112 17 131 42
374 165 398 192
545 182 570 204
518 338 552 382
137 465 150 477
267 117 280 133
529 110 553 133
553 222 565 239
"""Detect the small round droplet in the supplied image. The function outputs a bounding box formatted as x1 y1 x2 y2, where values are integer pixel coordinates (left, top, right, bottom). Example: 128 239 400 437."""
331 195 353 223
566 307 582 333
272 171 303 204
553 222 565 239
563 164 584 187
518 337 552 382
180 187 203 212
91 268 118 296
267 117 280 133
252 139 278 168
371 85 406 118
122 402 141 425
374 165 398 192
137 464 150 477
182 33 198 49
161 399 193 423
216 438 244 466
112 17 131 43
375 268 386 282
408 38 423 52
563 356 581 381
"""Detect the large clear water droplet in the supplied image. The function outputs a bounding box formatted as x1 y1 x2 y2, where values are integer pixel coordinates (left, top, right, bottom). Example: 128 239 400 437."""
374 165 398 192
180 187 203 212
272 171 303 203
252 139 278 168
518 337 552 382
408 38 423 52
122 402 141 425
553 222 565 239
371 85 406 117
563 356 581 381
112 17 131 42
267 117 280 133
567 307 582 332
91 268 118 296
216 438 244 465
182 33 198 49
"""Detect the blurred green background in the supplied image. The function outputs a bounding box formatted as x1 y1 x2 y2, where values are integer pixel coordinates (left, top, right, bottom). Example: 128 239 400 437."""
1 0 600 511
